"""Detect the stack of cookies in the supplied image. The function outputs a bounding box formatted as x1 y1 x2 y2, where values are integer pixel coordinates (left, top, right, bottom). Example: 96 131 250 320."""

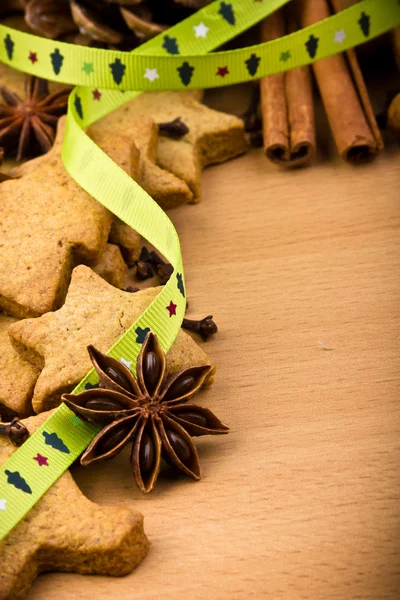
0 81 246 598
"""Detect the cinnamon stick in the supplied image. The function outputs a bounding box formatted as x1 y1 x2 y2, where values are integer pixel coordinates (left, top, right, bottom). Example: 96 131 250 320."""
299 0 382 162
260 9 315 167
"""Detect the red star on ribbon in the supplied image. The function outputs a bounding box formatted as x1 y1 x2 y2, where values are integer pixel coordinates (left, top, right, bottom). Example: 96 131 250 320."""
216 66 229 77
166 301 177 317
28 52 38 64
92 89 102 101
33 453 48 467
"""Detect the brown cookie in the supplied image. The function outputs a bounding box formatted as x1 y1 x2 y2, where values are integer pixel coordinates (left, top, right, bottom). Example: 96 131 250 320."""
92 243 127 288
0 411 149 600
0 154 112 318
0 314 39 419
9 265 215 413
108 217 141 267
89 115 194 209
13 117 143 268
92 90 247 202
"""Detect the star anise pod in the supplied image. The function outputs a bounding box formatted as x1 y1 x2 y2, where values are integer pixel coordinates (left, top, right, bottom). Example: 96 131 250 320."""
62 332 228 493
0 75 70 160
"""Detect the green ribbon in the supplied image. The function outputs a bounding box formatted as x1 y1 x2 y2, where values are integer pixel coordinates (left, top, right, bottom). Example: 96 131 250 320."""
0 0 398 541
0 0 398 90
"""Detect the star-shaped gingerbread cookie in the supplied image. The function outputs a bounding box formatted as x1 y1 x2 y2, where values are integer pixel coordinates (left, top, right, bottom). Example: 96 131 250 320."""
0 152 113 318
91 90 247 201
11 116 143 269
9 266 215 414
89 114 193 210
0 314 39 419
0 411 149 600
92 243 127 289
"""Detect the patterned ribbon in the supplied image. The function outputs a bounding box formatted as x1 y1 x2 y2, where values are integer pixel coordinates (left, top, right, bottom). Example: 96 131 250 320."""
0 0 398 90
0 0 398 540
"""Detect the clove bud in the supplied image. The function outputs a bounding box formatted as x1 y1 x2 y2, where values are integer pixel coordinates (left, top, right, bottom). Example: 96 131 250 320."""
135 247 173 285
136 260 154 280
158 117 189 139
0 417 29 446
182 315 218 341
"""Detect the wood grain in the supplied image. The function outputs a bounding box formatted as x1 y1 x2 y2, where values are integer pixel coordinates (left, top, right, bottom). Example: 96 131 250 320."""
26 86 400 600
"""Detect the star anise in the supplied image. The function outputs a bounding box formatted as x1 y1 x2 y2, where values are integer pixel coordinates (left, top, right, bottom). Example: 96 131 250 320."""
0 75 70 160
62 332 228 493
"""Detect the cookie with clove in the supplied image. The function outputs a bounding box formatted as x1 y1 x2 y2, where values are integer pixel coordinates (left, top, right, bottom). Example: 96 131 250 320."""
89 115 194 210
9 266 216 414
0 410 149 600
90 90 247 202
0 313 39 419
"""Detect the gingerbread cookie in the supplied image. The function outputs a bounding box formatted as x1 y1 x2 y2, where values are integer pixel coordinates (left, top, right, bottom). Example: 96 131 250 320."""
0 314 39 419
92 243 127 288
12 117 142 267
0 411 149 600
9 266 215 413
89 115 193 209
0 155 112 318
108 217 141 267
91 90 247 201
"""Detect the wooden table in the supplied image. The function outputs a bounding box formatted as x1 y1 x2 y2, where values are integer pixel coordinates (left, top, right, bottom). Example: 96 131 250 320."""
27 85 400 599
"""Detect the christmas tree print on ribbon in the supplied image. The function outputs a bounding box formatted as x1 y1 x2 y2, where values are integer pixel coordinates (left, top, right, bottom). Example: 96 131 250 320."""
358 12 371 36
50 48 64 75
5 470 32 494
177 273 185 297
85 382 99 390
74 94 83 119
109 58 126 85
245 53 261 76
177 61 194 86
305 34 319 59
163 35 180 55
42 431 70 454
4 34 14 60
219 2 235 25
135 326 151 344
280 50 291 62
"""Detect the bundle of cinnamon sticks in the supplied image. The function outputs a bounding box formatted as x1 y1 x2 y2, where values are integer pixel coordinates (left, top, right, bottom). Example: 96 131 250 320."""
256 0 383 167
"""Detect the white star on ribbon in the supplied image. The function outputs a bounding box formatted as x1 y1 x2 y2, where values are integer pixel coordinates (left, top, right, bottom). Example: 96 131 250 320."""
194 22 209 39
0 499 7 511
143 68 159 83
120 357 132 369
334 29 346 44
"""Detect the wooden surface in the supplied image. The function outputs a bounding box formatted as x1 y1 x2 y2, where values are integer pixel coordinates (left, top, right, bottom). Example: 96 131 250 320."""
27 85 400 599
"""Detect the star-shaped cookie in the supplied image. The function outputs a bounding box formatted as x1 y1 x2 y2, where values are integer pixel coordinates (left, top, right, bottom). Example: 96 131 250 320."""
92 243 127 289
9 266 215 414
0 153 113 318
11 116 142 269
0 411 149 600
91 90 247 201
0 314 39 418
89 114 193 210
